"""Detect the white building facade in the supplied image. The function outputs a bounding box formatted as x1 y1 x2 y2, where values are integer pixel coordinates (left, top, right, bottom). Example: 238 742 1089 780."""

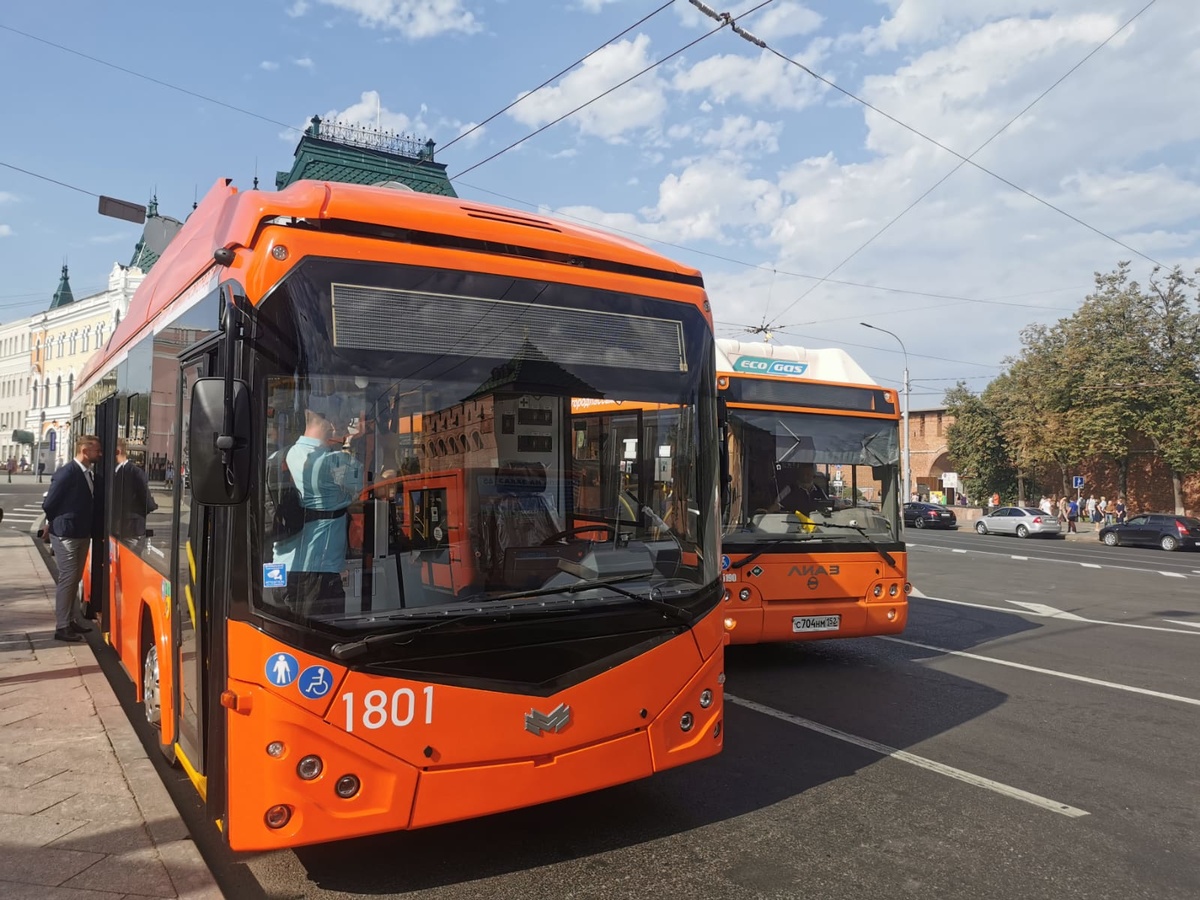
0 319 31 470
27 263 141 475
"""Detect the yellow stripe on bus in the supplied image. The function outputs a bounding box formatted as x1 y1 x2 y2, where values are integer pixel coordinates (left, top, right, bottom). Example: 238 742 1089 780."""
186 540 196 581
174 744 208 801
185 584 196 631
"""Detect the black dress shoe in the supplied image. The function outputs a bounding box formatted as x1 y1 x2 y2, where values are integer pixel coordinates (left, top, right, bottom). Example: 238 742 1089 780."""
54 629 84 643
69 621 91 634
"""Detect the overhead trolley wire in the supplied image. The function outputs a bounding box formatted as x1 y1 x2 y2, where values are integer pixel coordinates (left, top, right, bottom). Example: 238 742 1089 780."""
0 23 300 134
449 0 778 180
5 11 1082 319
440 0 676 153
689 0 1164 331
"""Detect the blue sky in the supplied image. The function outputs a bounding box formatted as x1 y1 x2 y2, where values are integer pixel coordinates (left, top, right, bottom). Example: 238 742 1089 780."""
2 0 1197 402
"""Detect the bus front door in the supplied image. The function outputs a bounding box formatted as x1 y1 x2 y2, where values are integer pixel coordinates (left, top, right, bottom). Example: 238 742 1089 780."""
172 350 215 789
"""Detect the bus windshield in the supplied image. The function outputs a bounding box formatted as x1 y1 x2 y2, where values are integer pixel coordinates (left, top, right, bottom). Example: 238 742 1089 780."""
722 409 900 545
247 259 719 634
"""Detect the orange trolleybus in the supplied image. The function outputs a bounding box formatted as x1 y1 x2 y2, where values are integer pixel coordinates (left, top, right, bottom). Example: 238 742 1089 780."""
72 178 725 850
715 340 908 644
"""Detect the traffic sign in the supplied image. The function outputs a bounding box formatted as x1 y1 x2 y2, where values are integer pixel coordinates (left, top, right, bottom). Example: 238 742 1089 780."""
1072 475 1085 489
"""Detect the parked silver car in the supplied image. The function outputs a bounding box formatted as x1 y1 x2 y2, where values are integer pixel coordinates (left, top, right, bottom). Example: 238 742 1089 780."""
975 506 1062 538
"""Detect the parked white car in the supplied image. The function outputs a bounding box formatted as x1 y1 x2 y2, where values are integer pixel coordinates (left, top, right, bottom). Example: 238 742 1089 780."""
975 506 1062 538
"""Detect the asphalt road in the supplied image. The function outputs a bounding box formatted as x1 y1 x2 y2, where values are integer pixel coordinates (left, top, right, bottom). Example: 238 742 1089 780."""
36 500 1198 900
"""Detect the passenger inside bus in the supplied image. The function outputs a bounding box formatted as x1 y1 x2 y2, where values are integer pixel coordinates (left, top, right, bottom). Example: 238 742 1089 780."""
272 397 364 617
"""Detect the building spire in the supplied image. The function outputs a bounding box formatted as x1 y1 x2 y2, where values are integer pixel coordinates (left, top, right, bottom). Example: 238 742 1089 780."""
147 193 159 218
49 264 75 310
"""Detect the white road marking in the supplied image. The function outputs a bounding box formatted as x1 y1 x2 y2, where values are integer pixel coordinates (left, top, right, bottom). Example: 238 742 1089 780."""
1008 601 1086 620
1165 620 1200 630
880 636 1200 708
908 541 1190 579
913 592 1200 636
952 548 967 553
1011 555 1029 560
726 694 1089 818
1160 572 1186 578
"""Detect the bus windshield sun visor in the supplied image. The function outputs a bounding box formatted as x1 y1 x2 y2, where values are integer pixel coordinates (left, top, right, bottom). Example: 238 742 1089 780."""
330 284 688 374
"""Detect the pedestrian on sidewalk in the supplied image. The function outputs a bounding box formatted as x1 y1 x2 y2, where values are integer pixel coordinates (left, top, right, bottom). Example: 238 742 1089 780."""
1067 497 1079 533
41 434 101 643
5 456 13 483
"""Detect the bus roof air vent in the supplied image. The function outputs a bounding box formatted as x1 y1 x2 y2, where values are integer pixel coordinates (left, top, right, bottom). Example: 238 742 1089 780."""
460 206 562 233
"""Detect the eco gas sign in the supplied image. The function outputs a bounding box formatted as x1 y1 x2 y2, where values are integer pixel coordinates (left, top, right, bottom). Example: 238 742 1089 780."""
731 356 809 377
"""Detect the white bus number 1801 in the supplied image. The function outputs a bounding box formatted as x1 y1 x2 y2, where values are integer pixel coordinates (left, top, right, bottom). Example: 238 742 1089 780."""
342 687 434 733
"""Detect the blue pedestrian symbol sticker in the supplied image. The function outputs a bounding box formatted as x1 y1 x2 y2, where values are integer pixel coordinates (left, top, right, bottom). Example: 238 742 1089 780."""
266 652 298 687
298 665 333 700
721 554 731 571
263 563 288 589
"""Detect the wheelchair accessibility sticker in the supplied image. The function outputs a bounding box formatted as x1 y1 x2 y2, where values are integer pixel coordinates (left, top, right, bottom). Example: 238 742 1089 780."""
299 665 333 700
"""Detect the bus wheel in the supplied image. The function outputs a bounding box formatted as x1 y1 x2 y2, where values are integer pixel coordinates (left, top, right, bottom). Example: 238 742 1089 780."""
141 631 176 764
143 642 162 727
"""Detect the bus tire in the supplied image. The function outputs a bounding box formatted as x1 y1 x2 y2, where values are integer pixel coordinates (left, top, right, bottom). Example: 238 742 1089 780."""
141 619 177 765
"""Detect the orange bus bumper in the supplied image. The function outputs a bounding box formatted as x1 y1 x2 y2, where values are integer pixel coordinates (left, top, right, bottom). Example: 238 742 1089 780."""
724 598 907 644
224 624 723 850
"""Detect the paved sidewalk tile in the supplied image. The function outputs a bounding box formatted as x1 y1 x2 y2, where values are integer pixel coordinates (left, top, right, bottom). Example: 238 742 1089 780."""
0 530 223 899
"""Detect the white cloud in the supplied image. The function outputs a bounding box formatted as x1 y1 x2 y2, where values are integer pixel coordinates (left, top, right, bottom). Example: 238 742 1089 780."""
557 158 783 245
506 34 669 142
672 47 827 111
750 2 824 41
292 57 315 69
0 191 16 204
576 0 619 11
313 0 480 38
325 90 427 136
287 0 309 17
0 225 13 238
699 116 782 158
260 60 280 71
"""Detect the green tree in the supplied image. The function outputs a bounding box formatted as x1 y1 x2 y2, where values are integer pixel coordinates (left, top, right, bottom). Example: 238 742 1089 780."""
944 383 1016 504
1061 263 1151 498
1138 266 1200 512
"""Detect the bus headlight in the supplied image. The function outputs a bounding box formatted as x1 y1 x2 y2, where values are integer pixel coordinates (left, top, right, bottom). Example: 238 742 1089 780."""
265 804 292 829
699 689 713 709
889 583 899 597
335 774 361 798
296 755 323 781
738 588 751 601
266 741 286 758
680 712 694 732
873 584 883 597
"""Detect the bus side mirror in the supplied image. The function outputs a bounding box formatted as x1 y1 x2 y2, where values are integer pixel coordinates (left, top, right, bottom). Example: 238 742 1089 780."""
189 377 251 505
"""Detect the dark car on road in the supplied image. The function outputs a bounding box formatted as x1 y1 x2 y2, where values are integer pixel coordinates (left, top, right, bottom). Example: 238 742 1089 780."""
903 502 957 529
1099 514 1200 551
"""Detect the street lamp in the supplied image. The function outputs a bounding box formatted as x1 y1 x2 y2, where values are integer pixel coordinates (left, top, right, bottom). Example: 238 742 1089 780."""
861 323 911 502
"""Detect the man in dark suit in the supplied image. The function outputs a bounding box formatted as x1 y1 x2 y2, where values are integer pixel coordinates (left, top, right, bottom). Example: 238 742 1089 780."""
112 438 157 542
42 434 102 642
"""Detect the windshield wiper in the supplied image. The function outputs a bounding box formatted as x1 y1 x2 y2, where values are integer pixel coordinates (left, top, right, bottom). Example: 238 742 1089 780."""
727 536 801 570
330 572 693 662
487 570 655 604
494 571 695 627
813 522 898 569
329 603 584 662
